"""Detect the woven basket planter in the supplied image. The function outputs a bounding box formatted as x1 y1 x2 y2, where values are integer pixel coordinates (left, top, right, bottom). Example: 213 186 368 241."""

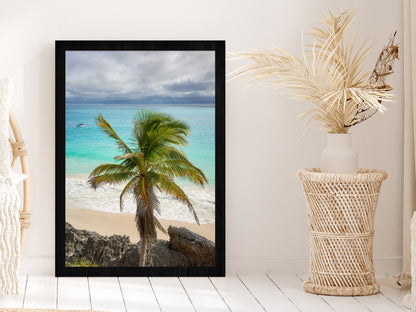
297 168 387 296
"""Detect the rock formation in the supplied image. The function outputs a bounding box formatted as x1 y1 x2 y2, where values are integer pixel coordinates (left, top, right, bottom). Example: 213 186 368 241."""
168 226 215 266
65 222 215 267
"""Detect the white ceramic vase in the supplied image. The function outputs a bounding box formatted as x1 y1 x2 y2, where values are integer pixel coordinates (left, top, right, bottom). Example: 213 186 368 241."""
320 133 358 173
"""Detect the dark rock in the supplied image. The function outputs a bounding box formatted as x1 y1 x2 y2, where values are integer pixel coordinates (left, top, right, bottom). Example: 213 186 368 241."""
65 222 131 266
65 223 86 258
82 233 131 266
65 222 214 267
114 243 141 266
112 241 190 267
168 226 215 267
147 241 190 267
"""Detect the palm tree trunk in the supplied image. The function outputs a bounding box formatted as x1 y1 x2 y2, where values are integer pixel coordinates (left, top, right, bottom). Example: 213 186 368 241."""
139 238 148 267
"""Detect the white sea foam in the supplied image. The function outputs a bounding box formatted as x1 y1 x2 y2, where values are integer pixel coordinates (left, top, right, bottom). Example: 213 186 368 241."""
65 175 215 224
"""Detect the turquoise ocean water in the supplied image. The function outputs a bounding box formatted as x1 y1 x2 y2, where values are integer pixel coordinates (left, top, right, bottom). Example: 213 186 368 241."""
65 105 216 224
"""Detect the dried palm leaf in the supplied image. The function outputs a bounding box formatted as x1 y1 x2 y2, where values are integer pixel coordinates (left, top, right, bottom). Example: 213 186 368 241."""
230 9 398 134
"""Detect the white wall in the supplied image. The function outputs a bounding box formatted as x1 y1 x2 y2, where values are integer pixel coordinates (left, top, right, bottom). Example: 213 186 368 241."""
0 0 403 275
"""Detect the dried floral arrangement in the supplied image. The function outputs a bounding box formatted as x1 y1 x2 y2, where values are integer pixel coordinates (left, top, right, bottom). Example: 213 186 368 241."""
230 10 399 134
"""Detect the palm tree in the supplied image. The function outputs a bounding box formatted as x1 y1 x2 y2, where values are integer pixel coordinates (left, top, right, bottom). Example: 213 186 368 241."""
88 110 207 266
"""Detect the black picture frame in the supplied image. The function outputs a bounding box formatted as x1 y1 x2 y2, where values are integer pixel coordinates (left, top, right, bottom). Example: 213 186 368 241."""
55 40 225 277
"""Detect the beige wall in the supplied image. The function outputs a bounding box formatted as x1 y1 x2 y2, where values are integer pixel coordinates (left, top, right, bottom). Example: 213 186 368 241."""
0 0 403 274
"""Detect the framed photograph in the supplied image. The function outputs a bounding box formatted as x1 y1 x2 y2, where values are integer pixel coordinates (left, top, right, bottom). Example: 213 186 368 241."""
55 40 225 276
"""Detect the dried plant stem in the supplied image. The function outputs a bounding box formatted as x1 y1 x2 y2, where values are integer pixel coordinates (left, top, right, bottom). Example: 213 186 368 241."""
230 9 398 134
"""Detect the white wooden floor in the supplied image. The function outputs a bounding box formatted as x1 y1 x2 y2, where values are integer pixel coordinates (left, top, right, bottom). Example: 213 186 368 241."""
0 274 408 312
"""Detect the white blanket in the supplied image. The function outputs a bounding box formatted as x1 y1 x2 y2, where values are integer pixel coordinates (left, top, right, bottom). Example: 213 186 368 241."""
0 79 24 295
0 176 22 295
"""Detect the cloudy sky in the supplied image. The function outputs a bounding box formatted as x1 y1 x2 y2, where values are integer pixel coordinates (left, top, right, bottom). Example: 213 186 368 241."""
65 50 215 105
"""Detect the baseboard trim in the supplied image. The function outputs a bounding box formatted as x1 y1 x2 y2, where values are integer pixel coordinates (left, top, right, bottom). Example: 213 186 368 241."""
21 255 55 275
225 256 402 275
19 255 402 276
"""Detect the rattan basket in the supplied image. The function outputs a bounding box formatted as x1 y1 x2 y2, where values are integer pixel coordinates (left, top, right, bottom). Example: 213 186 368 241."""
9 110 31 255
297 168 387 296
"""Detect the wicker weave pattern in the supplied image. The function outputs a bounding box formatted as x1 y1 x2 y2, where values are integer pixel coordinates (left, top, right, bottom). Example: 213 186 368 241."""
297 168 387 296
19 211 31 229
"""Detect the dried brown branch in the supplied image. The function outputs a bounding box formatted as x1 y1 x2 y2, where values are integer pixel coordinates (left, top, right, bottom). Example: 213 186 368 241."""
348 32 399 126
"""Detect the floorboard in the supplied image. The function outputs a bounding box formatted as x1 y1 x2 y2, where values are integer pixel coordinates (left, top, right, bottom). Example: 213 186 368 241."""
118 277 160 312
297 274 368 312
355 293 405 312
149 277 194 312
88 277 126 312
267 274 335 312
1 274 408 312
238 274 300 312
24 276 56 309
57 277 91 310
210 276 263 312
180 277 229 312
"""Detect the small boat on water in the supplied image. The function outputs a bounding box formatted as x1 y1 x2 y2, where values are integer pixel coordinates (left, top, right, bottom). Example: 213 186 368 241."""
77 123 86 128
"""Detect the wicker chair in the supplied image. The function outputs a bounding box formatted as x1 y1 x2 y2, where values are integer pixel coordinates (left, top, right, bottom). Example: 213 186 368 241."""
9 110 31 255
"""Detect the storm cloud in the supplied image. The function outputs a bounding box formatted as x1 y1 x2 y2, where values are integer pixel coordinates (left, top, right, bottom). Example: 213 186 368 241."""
65 50 215 105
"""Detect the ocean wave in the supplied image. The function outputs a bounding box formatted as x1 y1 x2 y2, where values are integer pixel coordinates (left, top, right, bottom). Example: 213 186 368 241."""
65 176 215 224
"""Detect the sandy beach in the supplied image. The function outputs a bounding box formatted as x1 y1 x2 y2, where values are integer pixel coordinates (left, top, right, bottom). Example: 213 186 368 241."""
66 209 215 243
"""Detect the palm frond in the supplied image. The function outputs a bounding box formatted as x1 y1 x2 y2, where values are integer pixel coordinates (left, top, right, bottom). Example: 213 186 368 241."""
151 147 207 185
154 218 167 235
150 172 200 225
229 9 398 134
119 176 140 212
131 110 190 160
154 161 207 186
115 153 146 173
88 171 136 189
96 114 133 154
88 163 130 177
